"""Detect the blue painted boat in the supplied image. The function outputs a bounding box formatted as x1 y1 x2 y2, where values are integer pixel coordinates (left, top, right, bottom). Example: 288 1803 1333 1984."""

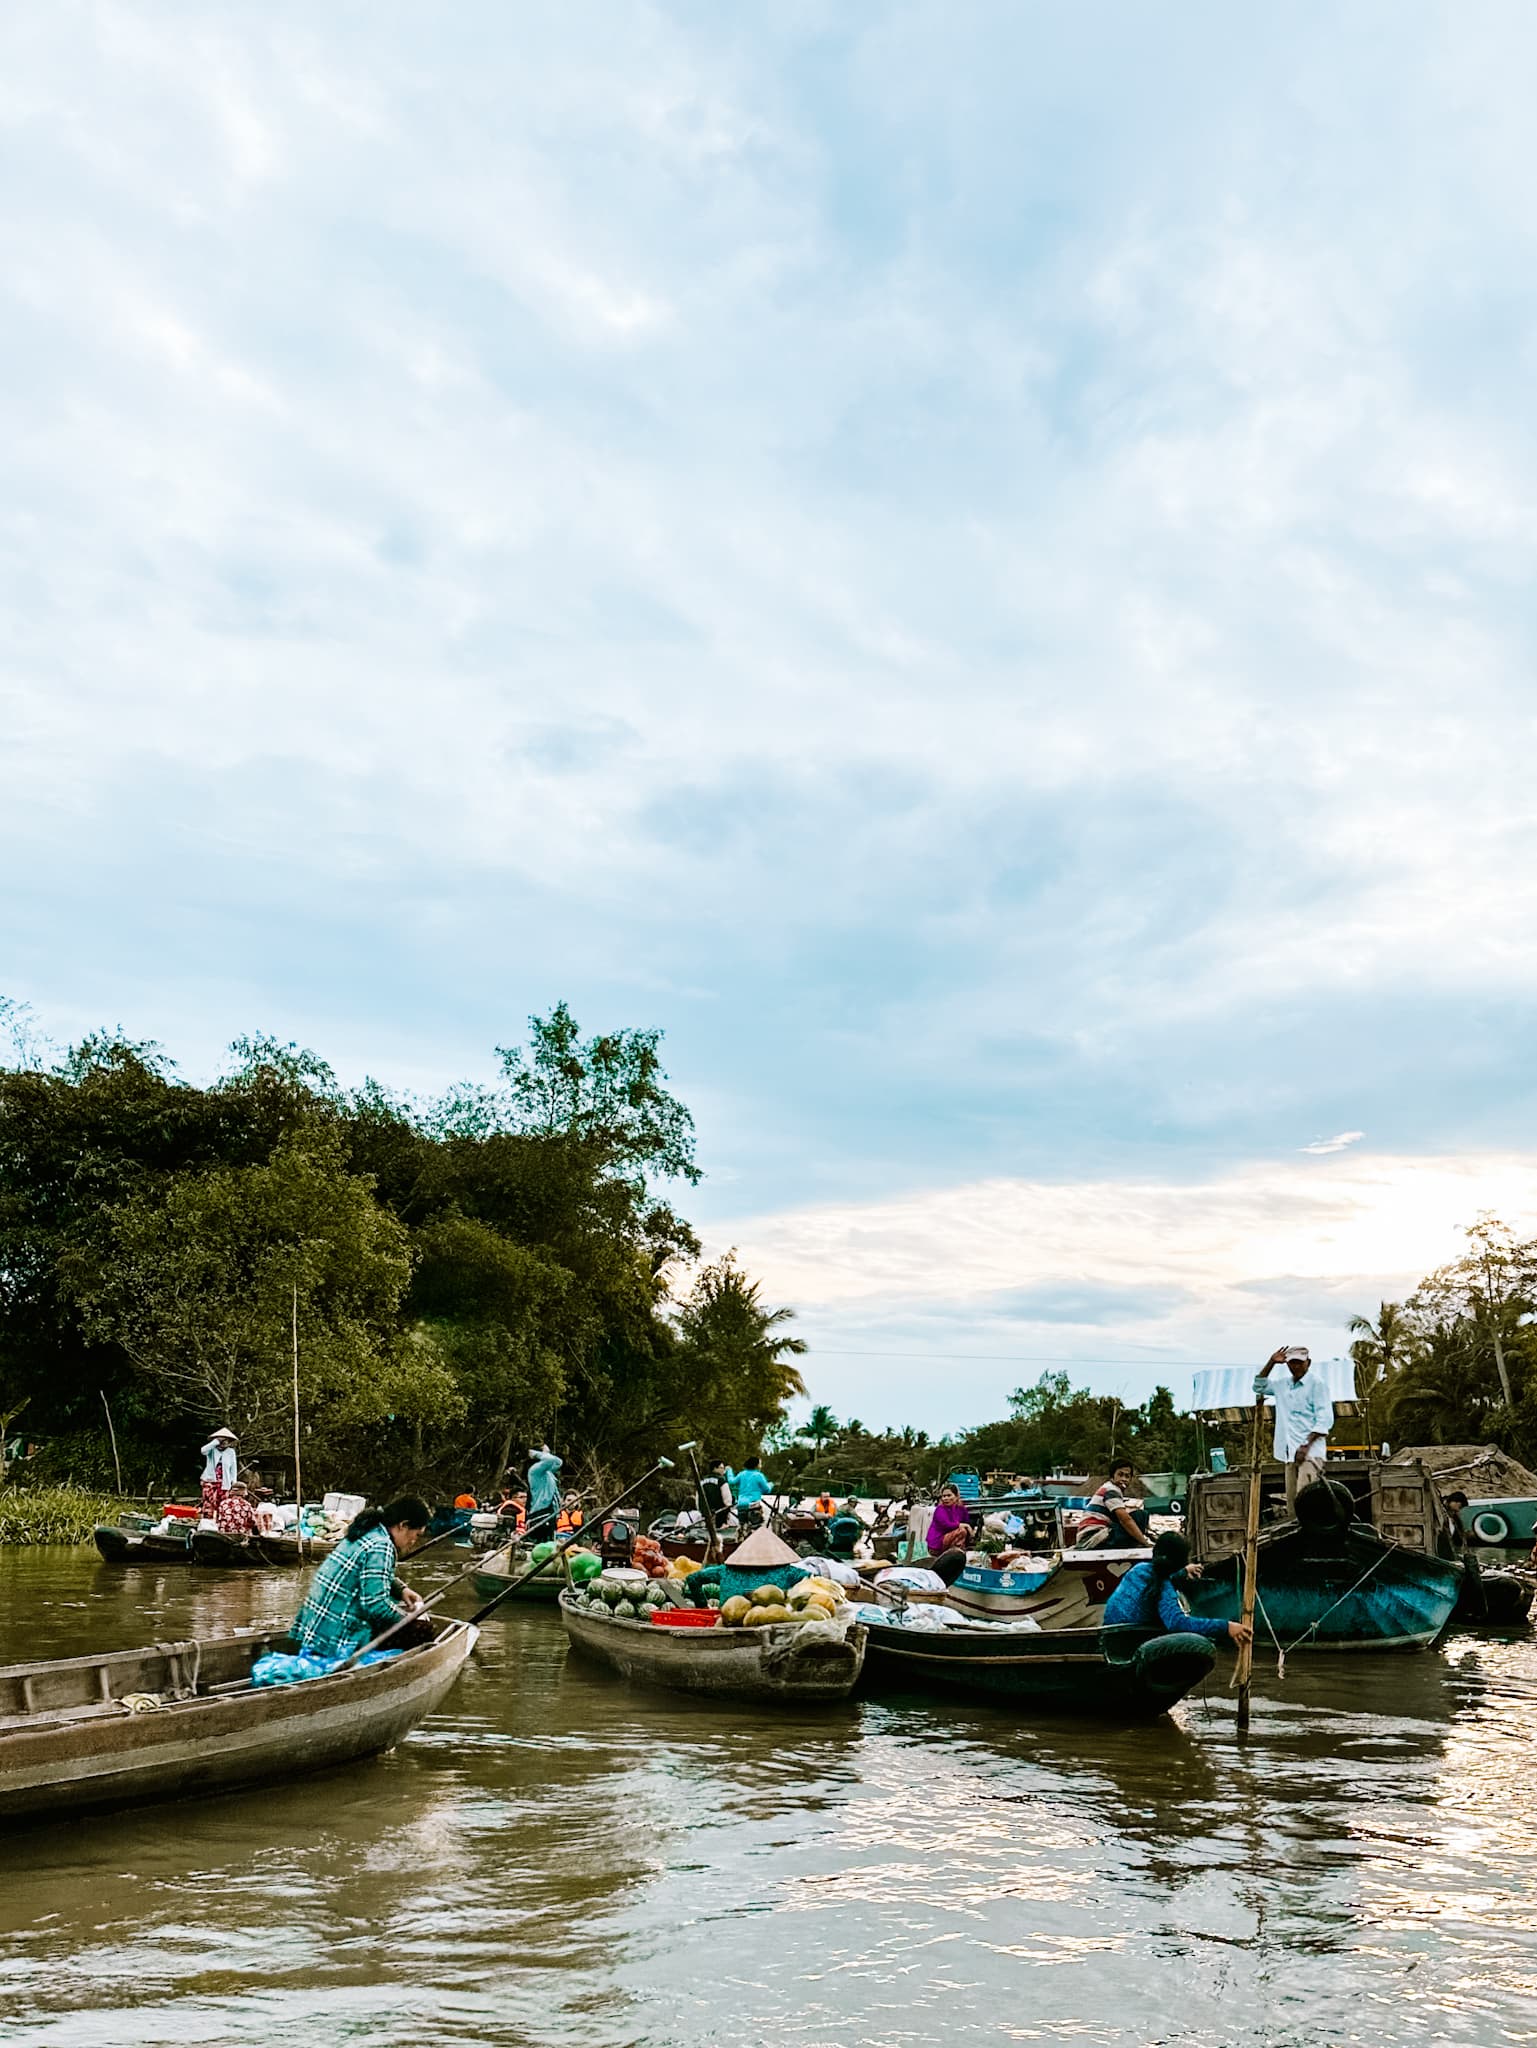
1185 1526 1461 1650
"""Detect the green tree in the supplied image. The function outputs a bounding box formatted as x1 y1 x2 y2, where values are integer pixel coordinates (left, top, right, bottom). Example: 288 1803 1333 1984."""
1347 1301 1416 1445
66 1134 446 1450
671 1252 808 1463
802 1403 840 1456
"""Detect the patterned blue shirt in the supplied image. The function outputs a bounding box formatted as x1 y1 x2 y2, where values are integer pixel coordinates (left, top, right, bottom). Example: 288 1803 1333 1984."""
292 1525 404 1659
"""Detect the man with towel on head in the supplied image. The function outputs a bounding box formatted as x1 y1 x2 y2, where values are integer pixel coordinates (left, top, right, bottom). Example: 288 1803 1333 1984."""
1255 1345 1334 1516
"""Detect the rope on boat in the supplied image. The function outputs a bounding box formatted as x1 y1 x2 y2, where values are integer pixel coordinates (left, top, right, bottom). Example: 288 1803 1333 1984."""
1249 1550 1393 1682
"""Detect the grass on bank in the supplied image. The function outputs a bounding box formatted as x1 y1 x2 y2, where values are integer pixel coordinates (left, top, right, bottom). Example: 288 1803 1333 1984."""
0 1484 141 1545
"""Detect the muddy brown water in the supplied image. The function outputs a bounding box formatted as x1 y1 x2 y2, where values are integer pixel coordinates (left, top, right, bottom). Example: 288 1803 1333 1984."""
1 1547 1535 2047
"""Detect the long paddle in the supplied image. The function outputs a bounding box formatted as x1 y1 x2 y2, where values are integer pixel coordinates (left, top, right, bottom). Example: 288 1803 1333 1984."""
1234 1395 1265 1733
332 1456 676 1669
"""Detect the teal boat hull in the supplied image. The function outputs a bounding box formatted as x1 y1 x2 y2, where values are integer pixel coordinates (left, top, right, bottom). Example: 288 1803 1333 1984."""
1186 1535 1460 1650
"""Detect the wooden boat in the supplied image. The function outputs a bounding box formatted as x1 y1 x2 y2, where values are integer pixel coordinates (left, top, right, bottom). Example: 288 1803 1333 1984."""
0 1616 477 1823
860 1620 1216 1718
1452 1562 1534 1626
190 1527 342 1569
941 1550 1144 1628
469 1545 568 1604
1184 1464 1462 1650
1184 1528 1461 1649
93 1522 193 1566
1462 1497 1537 1546
559 1592 866 1702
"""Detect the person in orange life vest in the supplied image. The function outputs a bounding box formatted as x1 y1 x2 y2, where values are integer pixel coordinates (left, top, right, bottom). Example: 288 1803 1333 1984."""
813 1491 836 1518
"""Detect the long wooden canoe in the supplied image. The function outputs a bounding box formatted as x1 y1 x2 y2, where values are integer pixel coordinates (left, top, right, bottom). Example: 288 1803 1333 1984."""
469 1545 568 1604
189 1527 342 1569
93 1523 194 1566
559 1593 865 1701
0 1616 476 1823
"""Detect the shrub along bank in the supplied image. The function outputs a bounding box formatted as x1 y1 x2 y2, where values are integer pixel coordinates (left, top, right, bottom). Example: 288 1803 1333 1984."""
0 1484 139 1545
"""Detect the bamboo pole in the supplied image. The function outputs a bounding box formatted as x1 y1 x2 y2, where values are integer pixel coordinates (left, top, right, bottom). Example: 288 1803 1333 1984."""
292 1284 305 1562
100 1390 123 1496
1234 1396 1265 1733
679 1440 722 1563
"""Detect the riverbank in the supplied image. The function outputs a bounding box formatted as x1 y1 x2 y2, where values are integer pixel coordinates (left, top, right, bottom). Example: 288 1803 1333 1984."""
0 1485 138 1545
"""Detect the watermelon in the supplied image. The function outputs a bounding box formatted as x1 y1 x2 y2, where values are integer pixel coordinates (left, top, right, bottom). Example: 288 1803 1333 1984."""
615 1599 639 1619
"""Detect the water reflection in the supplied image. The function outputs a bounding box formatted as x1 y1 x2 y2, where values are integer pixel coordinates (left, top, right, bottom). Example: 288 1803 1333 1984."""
0 1552 1534 2046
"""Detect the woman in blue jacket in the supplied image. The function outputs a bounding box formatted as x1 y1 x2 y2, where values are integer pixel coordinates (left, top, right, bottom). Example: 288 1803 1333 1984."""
1102 1532 1252 1647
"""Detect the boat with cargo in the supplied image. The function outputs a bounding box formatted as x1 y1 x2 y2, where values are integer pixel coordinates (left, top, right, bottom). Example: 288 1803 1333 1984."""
0 1615 476 1823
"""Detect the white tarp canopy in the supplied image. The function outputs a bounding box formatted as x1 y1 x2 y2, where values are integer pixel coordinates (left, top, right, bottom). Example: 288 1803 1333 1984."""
1192 1357 1356 1413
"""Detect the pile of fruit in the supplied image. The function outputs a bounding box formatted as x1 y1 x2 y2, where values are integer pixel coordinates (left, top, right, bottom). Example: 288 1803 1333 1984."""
527 1541 602 1585
717 1576 848 1629
577 1572 676 1620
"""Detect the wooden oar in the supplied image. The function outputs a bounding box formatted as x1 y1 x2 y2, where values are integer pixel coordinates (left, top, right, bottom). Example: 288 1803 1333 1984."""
332 1457 676 1669
1234 1396 1265 1733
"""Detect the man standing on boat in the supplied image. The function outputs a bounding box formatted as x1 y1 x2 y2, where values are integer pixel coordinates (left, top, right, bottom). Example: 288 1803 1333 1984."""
1255 1345 1333 1515
525 1444 563 1544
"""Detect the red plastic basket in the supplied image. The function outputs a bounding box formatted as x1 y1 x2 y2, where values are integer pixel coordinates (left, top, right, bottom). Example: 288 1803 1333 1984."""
162 1504 200 1521
649 1608 718 1627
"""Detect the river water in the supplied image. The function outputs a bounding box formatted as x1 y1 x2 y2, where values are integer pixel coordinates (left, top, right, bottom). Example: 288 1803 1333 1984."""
1 1547 1535 2048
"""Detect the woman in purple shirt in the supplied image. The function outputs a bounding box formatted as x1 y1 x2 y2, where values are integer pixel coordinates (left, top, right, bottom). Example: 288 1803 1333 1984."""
926 1484 972 1557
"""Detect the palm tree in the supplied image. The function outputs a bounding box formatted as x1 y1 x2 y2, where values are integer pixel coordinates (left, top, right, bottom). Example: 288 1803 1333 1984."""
1383 1320 1492 1446
803 1404 840 1457
1347 1301 1414 1447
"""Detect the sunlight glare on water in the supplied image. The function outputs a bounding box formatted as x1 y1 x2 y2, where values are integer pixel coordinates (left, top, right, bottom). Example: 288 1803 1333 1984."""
1 1550 1535 2046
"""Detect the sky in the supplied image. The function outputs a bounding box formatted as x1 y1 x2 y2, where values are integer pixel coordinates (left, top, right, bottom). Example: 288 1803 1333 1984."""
6 4 1537 1433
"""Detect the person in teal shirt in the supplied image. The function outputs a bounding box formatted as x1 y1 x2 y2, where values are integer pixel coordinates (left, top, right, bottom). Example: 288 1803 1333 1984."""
526 1444 563 1542
732 1458 776 1526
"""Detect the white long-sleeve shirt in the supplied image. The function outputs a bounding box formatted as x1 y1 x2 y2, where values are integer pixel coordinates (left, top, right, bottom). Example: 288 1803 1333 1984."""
200 1439 238 1487
1254 1370 1333 1461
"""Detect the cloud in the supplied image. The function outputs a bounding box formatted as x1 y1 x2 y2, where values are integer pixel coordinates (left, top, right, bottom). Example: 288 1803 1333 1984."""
1299 1132 1366 1155
704 1150 1537 1426
7 4 1537 1425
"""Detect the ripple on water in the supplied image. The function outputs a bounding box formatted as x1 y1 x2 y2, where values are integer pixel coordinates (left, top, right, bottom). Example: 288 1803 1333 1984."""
2 1554 1537 2045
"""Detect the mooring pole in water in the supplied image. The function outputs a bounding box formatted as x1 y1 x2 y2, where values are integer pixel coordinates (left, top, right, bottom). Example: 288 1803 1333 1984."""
291 1283 304 1562
1235 1396 1265 1733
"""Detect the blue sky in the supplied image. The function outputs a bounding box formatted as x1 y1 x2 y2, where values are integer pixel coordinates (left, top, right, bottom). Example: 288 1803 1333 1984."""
7 4 1537 1432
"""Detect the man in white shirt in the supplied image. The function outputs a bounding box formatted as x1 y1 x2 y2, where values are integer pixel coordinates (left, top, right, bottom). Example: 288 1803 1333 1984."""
1254 1346 1333 1516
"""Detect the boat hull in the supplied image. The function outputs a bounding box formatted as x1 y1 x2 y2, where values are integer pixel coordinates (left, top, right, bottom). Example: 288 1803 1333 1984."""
189 1529 340 1569
941 1551 1144 1628
559 1595 865 1701
93 1524 192 1566
470 1550 567 1603
0 1619 477 1823
1463 1497 1537 1545
1186 1539 1462 1650
861 1623 1216 1719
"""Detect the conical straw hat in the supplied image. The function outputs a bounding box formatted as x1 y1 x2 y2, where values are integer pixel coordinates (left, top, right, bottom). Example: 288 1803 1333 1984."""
726 1525 798 1568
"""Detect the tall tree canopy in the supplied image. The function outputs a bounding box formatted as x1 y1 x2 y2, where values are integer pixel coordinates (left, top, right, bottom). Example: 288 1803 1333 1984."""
0 1005 801 1496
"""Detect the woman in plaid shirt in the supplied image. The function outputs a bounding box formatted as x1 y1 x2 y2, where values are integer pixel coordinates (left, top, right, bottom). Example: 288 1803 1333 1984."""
292 1497 431 1660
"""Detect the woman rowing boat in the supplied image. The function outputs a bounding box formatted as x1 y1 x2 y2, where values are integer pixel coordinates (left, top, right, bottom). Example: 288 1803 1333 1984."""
292 1497 431 1659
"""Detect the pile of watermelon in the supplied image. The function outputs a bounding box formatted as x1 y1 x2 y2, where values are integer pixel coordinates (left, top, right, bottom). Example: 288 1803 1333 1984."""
578 1572 674 1621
